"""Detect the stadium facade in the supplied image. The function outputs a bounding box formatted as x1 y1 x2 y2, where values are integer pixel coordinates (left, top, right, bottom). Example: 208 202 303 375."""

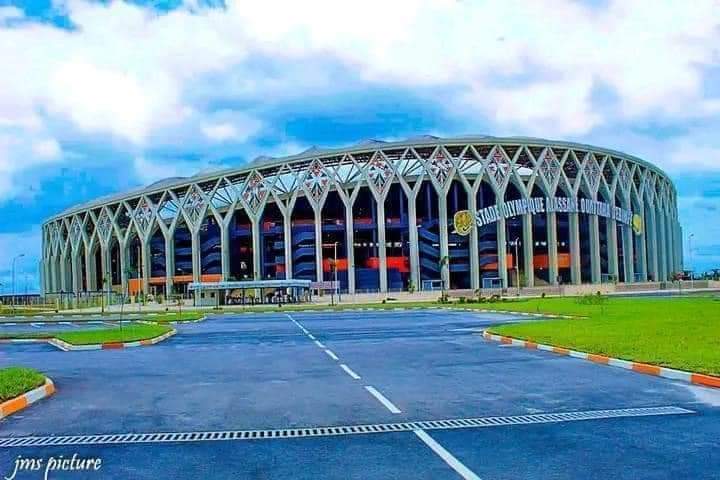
40 136 683 296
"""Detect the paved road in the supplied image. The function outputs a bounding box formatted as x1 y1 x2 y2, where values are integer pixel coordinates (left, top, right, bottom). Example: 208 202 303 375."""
1 310 719 479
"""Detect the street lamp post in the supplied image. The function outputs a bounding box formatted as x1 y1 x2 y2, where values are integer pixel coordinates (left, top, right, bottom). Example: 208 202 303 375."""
513 237 521 297
11 253 25 312
688 233 695 290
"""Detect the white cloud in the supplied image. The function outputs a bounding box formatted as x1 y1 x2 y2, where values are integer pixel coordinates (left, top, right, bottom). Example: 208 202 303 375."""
201 123 239 142
200 113 262 143
31 138 61 159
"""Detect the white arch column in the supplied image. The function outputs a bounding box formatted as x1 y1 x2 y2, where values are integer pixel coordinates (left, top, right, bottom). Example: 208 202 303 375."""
313 209 323 284
85 244 97 291
656 205 667 281
568 212 581 285
405 182 423 293
376 200 389 293
140 238 151 294
282 211 293 280
665 211 675 276
467 193 481 290
438 195 450 290
497 215 508 288
622 223 635 283
251 218 262 281
606 218 619 282
546 212 559 285
635 203 648 282
100 245 111 293
70 251 81 294
164 233 175 295
522 214 535 288
646 206 658 282
588 215 601 284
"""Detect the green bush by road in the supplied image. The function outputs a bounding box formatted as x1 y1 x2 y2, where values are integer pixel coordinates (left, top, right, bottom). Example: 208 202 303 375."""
0 367 46 402
489 296 720 376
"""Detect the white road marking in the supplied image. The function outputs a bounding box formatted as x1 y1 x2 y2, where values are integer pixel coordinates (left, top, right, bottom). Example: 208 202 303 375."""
30 323 42 329
307 334 316 340
103 321 117 327
364 386 401 414
340 364 361 380
325 349 339 361
314 340 326 349
414 429 482 480
498 344 518 348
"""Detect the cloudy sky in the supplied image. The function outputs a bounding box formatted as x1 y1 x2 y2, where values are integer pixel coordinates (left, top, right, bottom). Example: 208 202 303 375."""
1 0 719 292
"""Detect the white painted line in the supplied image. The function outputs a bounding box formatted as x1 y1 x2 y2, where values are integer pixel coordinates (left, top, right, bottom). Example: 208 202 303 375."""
60 322 71 326
364 386 401 414
91 314 101 318
340 364 361 380
103 321 117 327
414 429 481 480
314 340 326 349
307 334 316 340
30 323 42 329
325 349 339 361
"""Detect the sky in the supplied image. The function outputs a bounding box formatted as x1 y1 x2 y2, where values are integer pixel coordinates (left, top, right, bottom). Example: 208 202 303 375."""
0 0 719 293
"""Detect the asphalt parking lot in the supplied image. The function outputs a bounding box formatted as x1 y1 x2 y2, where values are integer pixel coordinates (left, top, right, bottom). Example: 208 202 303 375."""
1 310 719 479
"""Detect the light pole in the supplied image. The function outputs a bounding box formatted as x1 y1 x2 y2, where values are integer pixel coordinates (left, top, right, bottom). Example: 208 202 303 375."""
11 253 25 312
513 237 521 297
688 233 695 289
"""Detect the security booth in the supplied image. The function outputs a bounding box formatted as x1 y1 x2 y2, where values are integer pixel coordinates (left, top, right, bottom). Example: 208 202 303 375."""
188 279 313 307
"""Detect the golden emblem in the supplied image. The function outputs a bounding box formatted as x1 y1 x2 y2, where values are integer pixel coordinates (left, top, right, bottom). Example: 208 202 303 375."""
453 210 474 236
632 214 643 235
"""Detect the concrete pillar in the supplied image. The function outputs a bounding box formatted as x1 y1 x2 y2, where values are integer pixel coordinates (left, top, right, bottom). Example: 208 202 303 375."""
665 211 674 276
438 194 450 290
497 216 508 288
71 252 81 294
589 215 601 284
607 218 619 282
377 200 388 293
344 199 356 294
314 209 323 284
468 193 481 290
656 207 667 281
522 213 534 288
190 231 201 282
636 207 648 282
646 207 658 282
622 223 635 283
85 245 96 291
48 256 56 293
547 212 559 285
220 223 230 281
569 212 581 285
407 191 421 292
252 218 262 281
283 210 293 280
164 235 175 295
119 242 129 295
140 239 151 294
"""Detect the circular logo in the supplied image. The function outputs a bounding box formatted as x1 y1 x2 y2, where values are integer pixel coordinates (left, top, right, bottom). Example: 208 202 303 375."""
632 214 643 235
453 210 474 236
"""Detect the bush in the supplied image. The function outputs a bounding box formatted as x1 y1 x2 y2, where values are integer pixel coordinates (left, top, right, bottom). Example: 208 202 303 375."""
458 296 466 304
577 293 608 305
541 292 547 299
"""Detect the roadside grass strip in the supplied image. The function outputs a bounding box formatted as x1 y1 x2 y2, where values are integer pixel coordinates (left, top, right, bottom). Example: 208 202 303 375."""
0 324 175 351
482 331 720 389
0 406 692 448
0 368 55 419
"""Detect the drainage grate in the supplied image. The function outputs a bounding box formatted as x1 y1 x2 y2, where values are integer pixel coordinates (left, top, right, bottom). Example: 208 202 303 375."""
0 406 692 448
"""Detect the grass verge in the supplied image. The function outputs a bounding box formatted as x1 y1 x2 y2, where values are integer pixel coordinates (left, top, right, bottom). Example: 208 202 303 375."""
0 367 46 402
0 323 172 346
488 296 720 376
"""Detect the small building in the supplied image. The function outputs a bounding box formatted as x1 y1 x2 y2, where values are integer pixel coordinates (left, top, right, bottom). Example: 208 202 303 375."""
188 279 312 306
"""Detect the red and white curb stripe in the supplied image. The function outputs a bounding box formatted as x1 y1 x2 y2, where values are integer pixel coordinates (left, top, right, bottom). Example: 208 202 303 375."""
0 378 55 419
0 330 176 351
48 329 177 351
482 331 720 389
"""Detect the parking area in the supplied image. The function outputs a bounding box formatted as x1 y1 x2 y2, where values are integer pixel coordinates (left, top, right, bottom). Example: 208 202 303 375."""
1 309 719 479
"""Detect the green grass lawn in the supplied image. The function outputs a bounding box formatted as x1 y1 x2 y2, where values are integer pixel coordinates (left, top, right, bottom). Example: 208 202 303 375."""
489 296 720 376
0 367 46 402
0 323 172 345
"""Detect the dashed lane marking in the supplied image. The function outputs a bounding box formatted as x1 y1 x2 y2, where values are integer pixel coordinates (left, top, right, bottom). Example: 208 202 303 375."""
365 386 402 414
314 340 326 349
0 407 692 448
325 349 339 361
340 364 361 380
414 429 481 480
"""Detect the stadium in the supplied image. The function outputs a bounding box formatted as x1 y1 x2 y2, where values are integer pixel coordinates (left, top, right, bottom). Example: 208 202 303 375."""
40 135 683 299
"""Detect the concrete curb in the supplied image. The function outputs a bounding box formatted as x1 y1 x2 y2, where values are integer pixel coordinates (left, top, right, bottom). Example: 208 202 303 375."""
482 330 720 389
47 329 177 351
0 378 55 419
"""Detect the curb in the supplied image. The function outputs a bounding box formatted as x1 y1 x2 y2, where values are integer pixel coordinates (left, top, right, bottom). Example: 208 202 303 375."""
0 378 55 419
48 329 177 351
482 330 720 389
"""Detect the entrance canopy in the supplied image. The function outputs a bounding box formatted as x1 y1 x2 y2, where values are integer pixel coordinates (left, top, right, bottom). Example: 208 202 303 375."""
188 279 312 291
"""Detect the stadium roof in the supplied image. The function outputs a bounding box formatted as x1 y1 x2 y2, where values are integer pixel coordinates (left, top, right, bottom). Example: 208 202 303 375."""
51 134 672 220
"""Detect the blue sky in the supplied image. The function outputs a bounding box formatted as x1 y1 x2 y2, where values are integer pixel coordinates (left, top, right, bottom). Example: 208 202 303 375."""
0 0 719 293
